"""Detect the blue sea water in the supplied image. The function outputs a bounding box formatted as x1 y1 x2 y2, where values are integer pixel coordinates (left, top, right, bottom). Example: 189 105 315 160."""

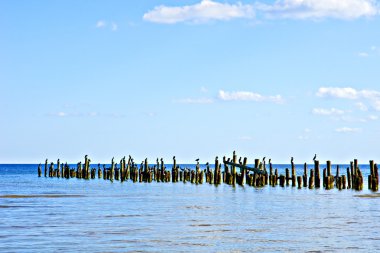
1 164 379 252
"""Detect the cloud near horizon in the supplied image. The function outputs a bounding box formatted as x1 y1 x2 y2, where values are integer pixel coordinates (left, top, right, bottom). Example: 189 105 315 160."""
316 87 380 111
143 0 379 24
335 127 361 133
218 90 284 103
312 107 345 116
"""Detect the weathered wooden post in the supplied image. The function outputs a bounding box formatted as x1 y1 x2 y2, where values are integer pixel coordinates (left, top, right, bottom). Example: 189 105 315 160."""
57 159 61 178
269 160 273 185
279 175 285 187
172 156 177 183
297 176 302 189
326 160 331 177
274 169 278 186
291 164 296 187
373 163 379 191
97 164 102 178
49 162 54 177
303 163 308 188
214 157 219 184
309 169 315 189
335 165 340 188
160 158 165 182
38 163 42 177
285 168 290 186
232 151 237 186
346 167 351 189
314 160 320 188
341 175 346 189
44 159 48 177
110 157 115 181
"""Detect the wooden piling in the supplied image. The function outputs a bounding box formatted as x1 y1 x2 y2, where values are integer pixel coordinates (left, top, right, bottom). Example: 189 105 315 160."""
297 176 302 189
38 164 42 177
44 159 48 177
309 169 314 189
285 168 290 186
303 163 308 188
291 165 296 187
314 160 320 188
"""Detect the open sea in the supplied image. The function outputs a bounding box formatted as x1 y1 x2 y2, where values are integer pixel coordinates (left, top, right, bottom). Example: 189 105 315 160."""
1 164 379 252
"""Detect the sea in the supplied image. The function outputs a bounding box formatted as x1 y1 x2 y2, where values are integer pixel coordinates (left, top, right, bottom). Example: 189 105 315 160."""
1 164 379 252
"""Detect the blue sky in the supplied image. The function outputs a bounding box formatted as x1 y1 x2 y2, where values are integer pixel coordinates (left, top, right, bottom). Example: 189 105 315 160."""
1 0 380 164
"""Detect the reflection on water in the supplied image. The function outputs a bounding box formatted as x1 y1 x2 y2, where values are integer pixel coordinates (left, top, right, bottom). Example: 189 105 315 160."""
0 165 380 252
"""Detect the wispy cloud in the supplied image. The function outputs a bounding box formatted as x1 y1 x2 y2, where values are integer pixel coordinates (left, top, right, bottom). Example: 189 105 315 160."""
358 52 369 57
143 0 254 24
312 107 345 116
368 115 379 120
218 90 284 103
48 112 124 118
96 20 106 28
356 102 368 111
96 20 118 31
316 87 380 111
256 0 379 20
335 127 361 133
174 98 214 104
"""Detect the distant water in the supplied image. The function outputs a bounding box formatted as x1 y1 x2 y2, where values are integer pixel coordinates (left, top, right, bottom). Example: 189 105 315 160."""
1 164 380 252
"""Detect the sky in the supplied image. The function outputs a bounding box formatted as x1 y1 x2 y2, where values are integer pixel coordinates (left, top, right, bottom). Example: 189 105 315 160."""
1 0 380 164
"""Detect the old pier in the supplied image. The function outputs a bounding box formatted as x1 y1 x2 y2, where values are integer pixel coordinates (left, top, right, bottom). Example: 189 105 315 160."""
38 151 379 191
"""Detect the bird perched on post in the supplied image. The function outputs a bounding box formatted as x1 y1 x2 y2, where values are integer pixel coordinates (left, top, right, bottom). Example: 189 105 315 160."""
269 158 271 164
313 154 317 161
291 157 294 164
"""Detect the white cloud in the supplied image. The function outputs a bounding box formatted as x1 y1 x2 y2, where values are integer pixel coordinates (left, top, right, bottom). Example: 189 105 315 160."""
312 107 345 115
57 112 68 117
175 98 214 104
256 0 379 20
335 127 361 133
218 90 284 103
143 0 254 24
316 87 360 99
316 87 380 111
368 115 379 120
96 20 106 28
356 102 368 111
358 52 369 57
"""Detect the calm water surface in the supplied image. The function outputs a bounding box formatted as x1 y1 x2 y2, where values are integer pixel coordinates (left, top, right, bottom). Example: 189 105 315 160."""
1 164 379 252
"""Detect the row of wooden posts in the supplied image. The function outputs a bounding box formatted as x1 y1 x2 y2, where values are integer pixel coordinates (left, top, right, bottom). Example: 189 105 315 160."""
38 152 379 191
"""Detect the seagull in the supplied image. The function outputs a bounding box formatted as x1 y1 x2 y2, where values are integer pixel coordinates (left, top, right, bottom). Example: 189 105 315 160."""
291 157 294 164
263 157 266 162
269 158 271 164
313 154 317 161
239 157 242 164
